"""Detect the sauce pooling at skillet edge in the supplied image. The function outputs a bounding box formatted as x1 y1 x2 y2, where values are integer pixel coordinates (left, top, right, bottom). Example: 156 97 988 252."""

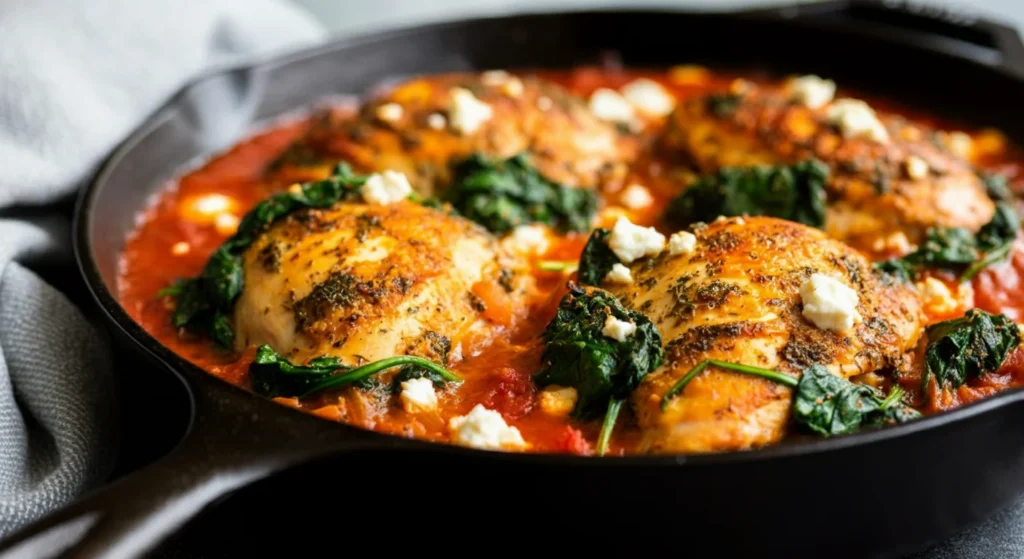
118 66 1024 455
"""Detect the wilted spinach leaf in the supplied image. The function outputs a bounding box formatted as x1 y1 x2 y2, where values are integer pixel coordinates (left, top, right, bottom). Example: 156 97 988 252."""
576 228 618 286
663 159 830 229
661 360 920 437
923 309 1020 392
792 365 918 436
250 344 460 399
873 259 916 284
443 153 598 234
535 284 663 454
981 172 1013 202
390 364 450 392
875 202 1019 282
963 202 1022 280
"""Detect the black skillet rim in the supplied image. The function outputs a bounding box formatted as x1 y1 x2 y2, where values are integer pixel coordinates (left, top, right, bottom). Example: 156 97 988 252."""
73 5 1024 468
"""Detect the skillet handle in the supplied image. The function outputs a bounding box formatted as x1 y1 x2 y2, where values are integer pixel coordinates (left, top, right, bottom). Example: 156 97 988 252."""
743 0 1024 78
0 380 381 559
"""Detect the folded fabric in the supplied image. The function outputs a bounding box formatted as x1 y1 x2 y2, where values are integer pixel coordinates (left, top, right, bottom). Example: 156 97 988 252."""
0 0 324 537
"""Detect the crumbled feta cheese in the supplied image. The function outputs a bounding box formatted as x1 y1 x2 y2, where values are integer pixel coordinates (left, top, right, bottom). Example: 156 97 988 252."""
604 263 634 284
449 87 493 134
170 241 191 256
621 78 675 117
376 102 403 123
481 70 511 86
826 99 889 143
608 217 666 263
536 96 553 111
714 215 744 225
400 377 438 413
871 231 913 254
502 77 525 97
506 224 549 254
361 170 413 205
787 75 836 109
917 277 960 315
426 113 447 130
481 70 524 97
904 155 929 180
589 88 635 123
449 343 463 363
800 273 862 332
448 404 526 450
191 194 234 216
538 386 578 417
947 131 973 159
620 184 653 209
214 213 240 236
602 314 637 342
668 231 697 256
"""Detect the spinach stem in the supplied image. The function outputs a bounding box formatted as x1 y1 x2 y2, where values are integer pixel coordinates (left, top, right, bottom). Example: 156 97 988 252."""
300 356 461 398
879 386 906 410
960 242 1013 282
661 359 798 412
596 398 623 456
536 260 577 272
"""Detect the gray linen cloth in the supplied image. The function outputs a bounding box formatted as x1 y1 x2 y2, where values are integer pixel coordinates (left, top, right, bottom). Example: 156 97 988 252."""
0 0 324 538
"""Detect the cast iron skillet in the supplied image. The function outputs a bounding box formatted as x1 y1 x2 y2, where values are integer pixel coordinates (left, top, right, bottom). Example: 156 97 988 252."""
4 1 1024 556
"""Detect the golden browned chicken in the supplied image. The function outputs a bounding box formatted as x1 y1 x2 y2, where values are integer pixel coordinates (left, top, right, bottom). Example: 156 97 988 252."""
604 216 924 453
232 201 533 366
661 79 994 256
270 72 636 197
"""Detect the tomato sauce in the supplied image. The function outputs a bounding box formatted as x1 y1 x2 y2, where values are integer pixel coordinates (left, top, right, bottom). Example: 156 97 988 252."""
118 67 1024 455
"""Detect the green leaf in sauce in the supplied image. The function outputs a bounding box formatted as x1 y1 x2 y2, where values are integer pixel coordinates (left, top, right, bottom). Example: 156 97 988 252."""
660 360 920 437
250 344 461 399
792 365 916 436
535 284 663 454
663 159 830 229
922 309 1020 393
874 202 1020 283
442 152 598 235
390 364 451 392
981 172 1014 203
576 228 618 287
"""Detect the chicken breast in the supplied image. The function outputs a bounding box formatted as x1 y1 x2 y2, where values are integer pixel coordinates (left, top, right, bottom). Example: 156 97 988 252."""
661 82 995 256
605 217 924 453
270 72 636 197
233 201 533 366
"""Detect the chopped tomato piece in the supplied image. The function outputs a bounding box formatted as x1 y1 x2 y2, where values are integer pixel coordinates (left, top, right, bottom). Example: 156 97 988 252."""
481 367 536 420
556 426 593 456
